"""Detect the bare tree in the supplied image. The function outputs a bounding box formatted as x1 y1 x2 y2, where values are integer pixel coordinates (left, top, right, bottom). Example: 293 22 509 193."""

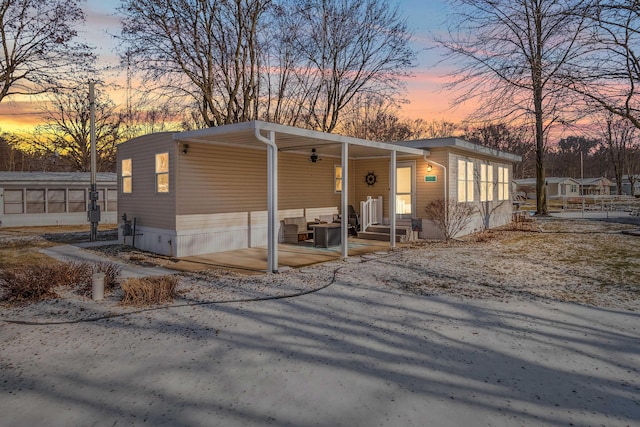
33 83 123 172
0 130 21 170
436 0 593 215
279 0 415 132
567 1 640 130
463 122 536 178
598 113 637 195
260 1 315 127
118 0 270 127
0 0 94 103
411 119 461 139
626 145 640 196
339 95 415 142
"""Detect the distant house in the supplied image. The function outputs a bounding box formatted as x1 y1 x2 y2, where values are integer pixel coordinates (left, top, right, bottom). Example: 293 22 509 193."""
513 177 580 199
116 121 520 270
0 172 117 227
575 177 615 196
620 175 640 196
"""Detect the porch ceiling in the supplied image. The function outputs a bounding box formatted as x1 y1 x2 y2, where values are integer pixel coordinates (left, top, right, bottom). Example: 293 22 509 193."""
172 120 425 159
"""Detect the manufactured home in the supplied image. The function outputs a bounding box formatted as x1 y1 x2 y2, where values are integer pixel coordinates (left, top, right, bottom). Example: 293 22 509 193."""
0 172 117 227
514 177 580 199
116 121 520 271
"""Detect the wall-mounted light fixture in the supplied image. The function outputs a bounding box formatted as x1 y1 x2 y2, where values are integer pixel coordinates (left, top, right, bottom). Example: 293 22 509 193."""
181 144 189 155
310 148 319 163
427 164 433 172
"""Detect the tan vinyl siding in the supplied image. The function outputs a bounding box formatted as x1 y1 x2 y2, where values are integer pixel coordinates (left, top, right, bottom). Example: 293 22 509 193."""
176 143 266 214
279 152 346 211
352 158 391 218
415 151 448 215
117 133 177 230
175 145 345 215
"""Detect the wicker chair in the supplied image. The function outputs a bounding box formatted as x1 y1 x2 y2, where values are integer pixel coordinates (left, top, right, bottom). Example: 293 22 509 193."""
282 217 313 243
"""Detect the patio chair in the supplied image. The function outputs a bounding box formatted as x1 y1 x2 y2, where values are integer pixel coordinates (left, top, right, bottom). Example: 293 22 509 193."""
283 217 313 243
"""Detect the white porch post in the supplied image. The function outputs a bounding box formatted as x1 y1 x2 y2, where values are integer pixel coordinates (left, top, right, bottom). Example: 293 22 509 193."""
255 128 278 273
390 150 397 248
341 142 349 259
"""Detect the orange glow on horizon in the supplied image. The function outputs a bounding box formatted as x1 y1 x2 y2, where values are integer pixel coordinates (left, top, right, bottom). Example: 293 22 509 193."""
0 69 475 134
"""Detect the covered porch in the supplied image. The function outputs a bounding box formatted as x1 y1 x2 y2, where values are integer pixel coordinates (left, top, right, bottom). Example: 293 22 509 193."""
175 238 394 274
174 121 425 273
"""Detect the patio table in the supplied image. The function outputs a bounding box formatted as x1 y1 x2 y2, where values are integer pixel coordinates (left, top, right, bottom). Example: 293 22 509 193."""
311 223 342 247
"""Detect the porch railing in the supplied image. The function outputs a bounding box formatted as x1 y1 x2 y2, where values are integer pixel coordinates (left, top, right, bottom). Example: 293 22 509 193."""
360 196 383 232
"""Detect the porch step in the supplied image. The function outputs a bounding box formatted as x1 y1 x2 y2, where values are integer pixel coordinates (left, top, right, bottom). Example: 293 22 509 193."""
366 225 412 236
357 231 407 243
357 225 413 242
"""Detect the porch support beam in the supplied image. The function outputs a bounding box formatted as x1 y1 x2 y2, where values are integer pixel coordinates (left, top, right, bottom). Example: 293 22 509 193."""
390 150 397 248
255 128 278 273
341 142 349 260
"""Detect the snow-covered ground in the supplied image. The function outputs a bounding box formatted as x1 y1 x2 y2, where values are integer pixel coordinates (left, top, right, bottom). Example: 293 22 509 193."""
1 218 639 426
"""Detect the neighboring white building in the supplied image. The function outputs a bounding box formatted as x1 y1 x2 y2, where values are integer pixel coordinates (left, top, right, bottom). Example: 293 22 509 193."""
621 175 640 196
575 177 615 195
0 172 117 227
514 177 580 199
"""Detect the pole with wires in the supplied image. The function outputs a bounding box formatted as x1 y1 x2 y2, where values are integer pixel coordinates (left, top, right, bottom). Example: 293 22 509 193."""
88 81 100 241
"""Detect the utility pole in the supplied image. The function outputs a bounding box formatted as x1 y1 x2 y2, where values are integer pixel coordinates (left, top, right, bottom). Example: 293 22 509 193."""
581 151 585 218
88 81 100 241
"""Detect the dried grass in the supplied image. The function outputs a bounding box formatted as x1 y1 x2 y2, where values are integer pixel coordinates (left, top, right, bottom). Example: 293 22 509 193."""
0 264 61 303
0 260 122 304
120 275 179 306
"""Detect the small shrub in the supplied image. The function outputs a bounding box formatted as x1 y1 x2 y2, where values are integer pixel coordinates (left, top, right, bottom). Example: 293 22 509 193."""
54 261 93 288
470 230 496 243
0 264 61 303
120 275 179 306
424 198 476 241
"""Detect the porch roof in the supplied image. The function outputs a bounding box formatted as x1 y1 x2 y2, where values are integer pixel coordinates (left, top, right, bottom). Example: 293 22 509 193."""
397 137 522 163
172 120 426 159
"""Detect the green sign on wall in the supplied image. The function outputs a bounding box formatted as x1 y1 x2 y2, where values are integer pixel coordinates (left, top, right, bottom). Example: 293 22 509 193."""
424 175 437 182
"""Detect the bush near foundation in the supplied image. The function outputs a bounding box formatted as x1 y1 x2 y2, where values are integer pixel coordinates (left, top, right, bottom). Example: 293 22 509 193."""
120 275 179 306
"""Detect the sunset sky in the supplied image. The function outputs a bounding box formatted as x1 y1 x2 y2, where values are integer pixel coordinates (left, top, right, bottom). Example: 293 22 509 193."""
0 0 474 133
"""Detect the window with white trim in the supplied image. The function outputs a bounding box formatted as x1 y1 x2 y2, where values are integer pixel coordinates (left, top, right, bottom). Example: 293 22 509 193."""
26 189 45 213
47 189 66 213
480 164 494 202
155 153 169 193
457 159 474 202
3 189 24 214
498 166 509 201
334 165 342 193
122 158 132 194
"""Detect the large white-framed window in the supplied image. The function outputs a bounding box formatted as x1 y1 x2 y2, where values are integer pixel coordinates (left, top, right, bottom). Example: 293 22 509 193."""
155 152 169 193
121 158 132 194
334 165 342 193
457 159 474 202
498 166 509 201
480 164 494 202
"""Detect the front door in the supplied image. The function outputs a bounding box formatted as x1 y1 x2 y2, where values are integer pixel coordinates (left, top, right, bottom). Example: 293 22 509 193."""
396 162 415 219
